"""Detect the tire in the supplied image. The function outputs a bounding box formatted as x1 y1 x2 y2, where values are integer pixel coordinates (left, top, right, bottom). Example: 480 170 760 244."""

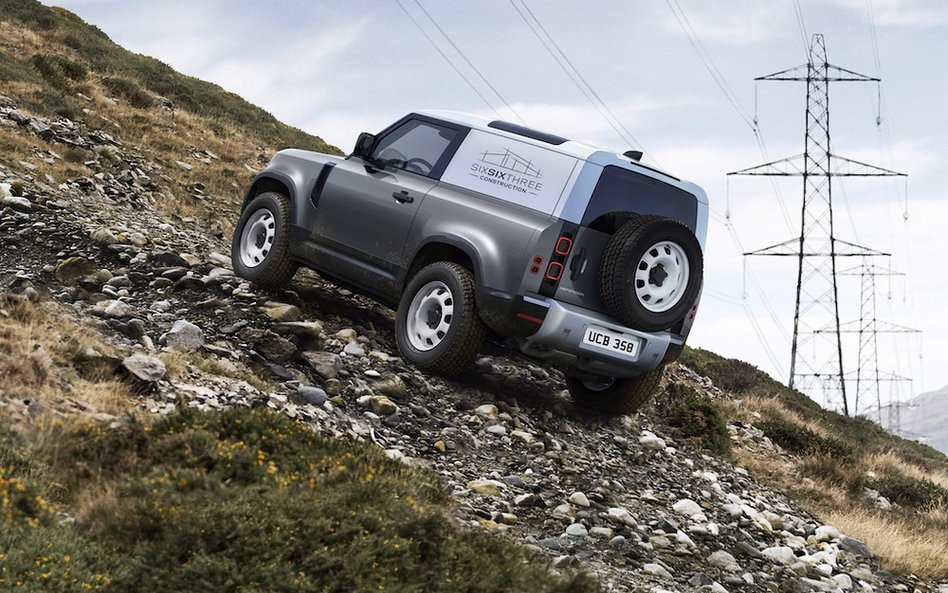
599 215 703 332
395 262 485 377
566 367 664 415
231 192 297 290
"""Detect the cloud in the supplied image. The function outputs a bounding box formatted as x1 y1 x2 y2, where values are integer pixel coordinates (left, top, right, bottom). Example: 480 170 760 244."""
660 2 785 46
834 0 948 27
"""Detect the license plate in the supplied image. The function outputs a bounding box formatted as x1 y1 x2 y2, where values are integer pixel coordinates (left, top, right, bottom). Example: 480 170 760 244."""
581 325 639 359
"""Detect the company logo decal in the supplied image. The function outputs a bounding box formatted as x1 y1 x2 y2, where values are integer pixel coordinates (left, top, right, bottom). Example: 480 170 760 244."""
469 148 543 195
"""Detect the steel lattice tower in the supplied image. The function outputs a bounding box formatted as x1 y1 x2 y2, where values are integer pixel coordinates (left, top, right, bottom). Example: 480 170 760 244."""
728 34 905 415
831 262 919 417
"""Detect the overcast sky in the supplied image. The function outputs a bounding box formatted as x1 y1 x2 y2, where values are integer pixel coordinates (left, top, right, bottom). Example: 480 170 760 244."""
46 0 947 417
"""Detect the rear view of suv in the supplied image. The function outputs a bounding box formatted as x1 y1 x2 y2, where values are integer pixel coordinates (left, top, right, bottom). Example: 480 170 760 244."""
232 111 708 414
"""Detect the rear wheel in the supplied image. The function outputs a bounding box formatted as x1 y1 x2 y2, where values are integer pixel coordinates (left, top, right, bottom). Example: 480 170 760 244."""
565 366 664 414
395 262 485 377
231 192 297 290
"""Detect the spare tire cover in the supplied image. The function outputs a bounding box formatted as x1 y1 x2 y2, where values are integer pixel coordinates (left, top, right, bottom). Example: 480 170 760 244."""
598 215 703 332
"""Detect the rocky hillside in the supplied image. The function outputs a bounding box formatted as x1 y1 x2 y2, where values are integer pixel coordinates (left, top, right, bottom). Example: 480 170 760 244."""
2 4 948 593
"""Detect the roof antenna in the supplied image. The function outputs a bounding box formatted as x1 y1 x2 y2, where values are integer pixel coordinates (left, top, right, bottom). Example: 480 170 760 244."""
623 150 643 162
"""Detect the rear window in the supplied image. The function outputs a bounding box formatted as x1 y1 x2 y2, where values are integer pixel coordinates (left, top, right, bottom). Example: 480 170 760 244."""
583 166 697 230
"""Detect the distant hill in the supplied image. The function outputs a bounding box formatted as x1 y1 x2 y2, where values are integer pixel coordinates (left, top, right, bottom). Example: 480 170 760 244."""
876 385 948 455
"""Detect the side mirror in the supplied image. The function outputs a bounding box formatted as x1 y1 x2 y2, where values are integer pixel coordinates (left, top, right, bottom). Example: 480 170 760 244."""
353 132 376 159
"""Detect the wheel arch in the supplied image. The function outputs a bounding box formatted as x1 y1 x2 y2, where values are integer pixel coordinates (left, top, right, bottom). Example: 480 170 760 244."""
402 238 479 291
241 172 296 213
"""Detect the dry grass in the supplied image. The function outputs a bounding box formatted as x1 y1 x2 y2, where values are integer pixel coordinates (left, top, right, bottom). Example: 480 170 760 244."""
864 451 948 489
0 295 132 422
826 508 948 578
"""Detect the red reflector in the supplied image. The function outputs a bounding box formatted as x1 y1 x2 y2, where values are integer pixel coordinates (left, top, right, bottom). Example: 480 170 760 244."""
533 255 544 265
530 265 540 275
689 304 698 320
555 236 573 255
516 312 545 325
545 261 564 281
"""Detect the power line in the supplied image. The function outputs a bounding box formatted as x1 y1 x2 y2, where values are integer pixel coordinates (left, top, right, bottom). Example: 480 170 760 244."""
410 0 526 124
391 0 503 118
665 0 795 232
506 0 649 157
664 0 755 130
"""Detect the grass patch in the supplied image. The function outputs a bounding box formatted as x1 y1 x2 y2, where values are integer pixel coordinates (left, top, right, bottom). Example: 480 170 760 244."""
649 382 730 455
825 508 948 578
2 408 597 593
758 417 855 459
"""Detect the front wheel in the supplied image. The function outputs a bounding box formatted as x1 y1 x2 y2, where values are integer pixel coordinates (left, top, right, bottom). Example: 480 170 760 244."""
565 366 664 414
231 191 297 290
395 262 485 377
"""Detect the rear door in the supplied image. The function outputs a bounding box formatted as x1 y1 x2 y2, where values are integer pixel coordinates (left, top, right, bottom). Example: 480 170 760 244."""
312 117 466 290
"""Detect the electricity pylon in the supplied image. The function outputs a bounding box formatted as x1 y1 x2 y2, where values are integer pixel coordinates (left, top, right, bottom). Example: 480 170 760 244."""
727 34 906 415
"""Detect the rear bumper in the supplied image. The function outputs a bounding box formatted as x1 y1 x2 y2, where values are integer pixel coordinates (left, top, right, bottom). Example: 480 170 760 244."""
516 296 681 378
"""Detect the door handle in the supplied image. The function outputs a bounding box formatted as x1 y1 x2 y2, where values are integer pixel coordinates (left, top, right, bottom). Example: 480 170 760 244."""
392 191 414 204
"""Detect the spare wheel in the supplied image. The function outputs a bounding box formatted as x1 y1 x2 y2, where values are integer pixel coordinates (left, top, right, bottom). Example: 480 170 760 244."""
598 215 702 332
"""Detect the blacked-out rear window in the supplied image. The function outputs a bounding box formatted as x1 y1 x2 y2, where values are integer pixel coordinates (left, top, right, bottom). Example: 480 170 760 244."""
583 166 697 230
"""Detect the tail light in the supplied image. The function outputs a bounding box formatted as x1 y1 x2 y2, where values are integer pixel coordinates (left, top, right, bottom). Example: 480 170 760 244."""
539 229 576 297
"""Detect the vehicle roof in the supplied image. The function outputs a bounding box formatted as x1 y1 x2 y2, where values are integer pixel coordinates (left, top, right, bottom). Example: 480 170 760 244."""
414 109 680 182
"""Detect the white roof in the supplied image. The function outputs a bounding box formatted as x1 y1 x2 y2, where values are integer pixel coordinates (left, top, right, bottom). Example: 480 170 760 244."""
414 109 678 180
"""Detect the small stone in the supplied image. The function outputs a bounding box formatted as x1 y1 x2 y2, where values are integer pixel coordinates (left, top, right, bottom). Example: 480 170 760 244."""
607 507 636 526
2 195 31 212
297 385 327 406
510 429 535 444
589 526 614 539
265 304 302 322
761 546 796 565
832 574 853 590
568 492 591 508
91 228 117 244
272 321 324 338
639 431 666 451
708 550 741 572
300 351 342 378
467 479 504 497
343 341 365 356
121 353 166 383
162 320 204 352
55 257 98 286
433 440 447 453
103 300 134 319
369 395 397 416
672 498 703 517
839 537 874 559
814 525 841 542
485 424 506 436
474 404 498 418
565 523 588 537
643 563 673 579
372 375 407 399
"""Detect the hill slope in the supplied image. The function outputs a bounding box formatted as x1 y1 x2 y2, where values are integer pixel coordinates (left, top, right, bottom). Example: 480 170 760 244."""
878 385 948 455
1 3 947 591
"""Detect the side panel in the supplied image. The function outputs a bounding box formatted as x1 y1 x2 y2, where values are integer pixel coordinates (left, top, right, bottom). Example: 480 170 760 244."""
403 182 556 328
439 129 579 216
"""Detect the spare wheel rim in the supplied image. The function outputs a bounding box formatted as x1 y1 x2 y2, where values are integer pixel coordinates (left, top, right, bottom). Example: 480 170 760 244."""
634 240 690 313
406 280 454 352
239 209 276 268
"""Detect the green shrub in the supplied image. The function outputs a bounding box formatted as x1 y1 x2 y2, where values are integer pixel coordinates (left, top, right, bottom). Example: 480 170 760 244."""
870 474 948 509
650 382 731 455
799 454 866 493
758 417 854 459
101 76 155 109
5 409 598 593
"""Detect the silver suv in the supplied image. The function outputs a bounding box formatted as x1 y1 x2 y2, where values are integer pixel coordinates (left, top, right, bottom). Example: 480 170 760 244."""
232 111 708 413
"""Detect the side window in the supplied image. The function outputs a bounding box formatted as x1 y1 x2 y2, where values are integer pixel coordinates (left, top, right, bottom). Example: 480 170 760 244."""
372 120 457 178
